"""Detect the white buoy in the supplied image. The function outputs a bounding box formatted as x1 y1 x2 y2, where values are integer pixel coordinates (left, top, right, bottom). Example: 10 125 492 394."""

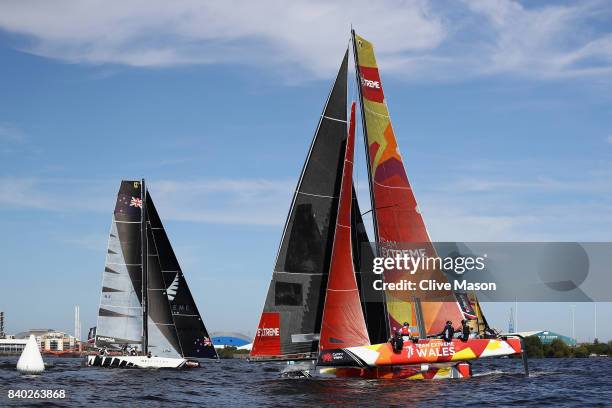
16 335 45 374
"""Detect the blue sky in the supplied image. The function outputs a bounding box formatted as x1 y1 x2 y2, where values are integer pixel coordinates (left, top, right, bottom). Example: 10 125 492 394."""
0 0 611 342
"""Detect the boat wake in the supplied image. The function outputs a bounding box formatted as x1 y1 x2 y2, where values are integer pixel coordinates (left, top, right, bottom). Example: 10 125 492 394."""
472 369 506 377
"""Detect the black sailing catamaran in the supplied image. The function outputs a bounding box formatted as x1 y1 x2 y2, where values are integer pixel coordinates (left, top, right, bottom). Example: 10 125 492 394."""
87 180 217 369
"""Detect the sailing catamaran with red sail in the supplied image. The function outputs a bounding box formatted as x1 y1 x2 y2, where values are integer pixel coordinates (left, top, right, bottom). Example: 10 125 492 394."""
87 180 218 369
250 31 528 379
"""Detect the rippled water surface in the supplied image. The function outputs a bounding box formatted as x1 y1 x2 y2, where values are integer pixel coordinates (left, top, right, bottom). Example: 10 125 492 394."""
1 357 610 407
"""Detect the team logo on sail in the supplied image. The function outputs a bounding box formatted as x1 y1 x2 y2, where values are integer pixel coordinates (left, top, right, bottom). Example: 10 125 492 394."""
256 327 279 337
166 274 179 301
358 66 385 103
360 76 380 89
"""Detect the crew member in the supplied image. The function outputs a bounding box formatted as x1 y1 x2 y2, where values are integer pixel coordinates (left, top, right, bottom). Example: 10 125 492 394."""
440 320 454 342
391 331 403 353
397 322 412 341
459 320 470 341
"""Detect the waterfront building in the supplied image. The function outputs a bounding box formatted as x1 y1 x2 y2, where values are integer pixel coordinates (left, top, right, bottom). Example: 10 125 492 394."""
512 330 577 346
13 329 80 354
210 332 251 348
0 337 28 354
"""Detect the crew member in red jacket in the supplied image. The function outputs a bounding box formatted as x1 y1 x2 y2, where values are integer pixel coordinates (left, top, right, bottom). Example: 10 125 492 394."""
397 322 412 340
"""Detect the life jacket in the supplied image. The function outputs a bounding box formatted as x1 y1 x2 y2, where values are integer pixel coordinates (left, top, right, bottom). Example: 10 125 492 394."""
400 326 411 336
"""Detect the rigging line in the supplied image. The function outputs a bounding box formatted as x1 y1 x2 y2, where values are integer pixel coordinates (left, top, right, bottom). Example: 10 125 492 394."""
361 204 398 216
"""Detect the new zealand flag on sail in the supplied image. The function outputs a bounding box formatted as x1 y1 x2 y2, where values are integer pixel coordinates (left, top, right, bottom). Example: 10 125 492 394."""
114 181 143 218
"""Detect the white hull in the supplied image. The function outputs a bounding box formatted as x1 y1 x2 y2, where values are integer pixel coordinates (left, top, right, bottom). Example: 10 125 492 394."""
86 355 196 369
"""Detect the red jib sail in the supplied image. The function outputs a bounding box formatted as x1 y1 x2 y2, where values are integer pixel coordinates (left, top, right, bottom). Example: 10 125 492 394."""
353 32 465 336
319 103 370 351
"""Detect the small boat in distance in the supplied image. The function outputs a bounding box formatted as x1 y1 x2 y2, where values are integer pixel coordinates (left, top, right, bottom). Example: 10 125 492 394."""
87 180 217 369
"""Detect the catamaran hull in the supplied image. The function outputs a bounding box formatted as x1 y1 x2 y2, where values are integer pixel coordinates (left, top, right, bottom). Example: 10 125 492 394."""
283 360 472 380
279 337 525 379
317 338 522 369
318 362 472 379
86 355 198 369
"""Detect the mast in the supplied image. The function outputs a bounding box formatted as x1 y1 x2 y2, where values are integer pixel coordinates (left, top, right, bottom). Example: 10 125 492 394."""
141 178 148 354
351 28 389 336
351 28 380 246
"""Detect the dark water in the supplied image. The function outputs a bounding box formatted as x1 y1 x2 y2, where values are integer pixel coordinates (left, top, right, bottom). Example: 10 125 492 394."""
0 357 610 407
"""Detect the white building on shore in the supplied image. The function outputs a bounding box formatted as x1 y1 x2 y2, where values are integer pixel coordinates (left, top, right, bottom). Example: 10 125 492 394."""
0 329 79 354
0 337 28 354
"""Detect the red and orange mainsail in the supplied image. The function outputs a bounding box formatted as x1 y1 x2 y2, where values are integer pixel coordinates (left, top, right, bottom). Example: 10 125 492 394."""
319 102 370 351
353 32 464 336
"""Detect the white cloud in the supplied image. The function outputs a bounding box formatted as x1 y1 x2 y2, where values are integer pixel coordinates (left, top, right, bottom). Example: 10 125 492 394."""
0 0 610 80
2 170 612 240
0 0 445 78
0 176 294 226
151 178 295 226
463 0 612 79
0 123 25 143
411 160 612 241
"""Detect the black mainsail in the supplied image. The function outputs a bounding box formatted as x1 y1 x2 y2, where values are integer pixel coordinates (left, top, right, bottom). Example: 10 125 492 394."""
251 51 349 359
95 180 217 359
146 194 217 358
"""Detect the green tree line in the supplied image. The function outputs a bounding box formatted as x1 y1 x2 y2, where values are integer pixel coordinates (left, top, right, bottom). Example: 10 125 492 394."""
524 336 612 358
